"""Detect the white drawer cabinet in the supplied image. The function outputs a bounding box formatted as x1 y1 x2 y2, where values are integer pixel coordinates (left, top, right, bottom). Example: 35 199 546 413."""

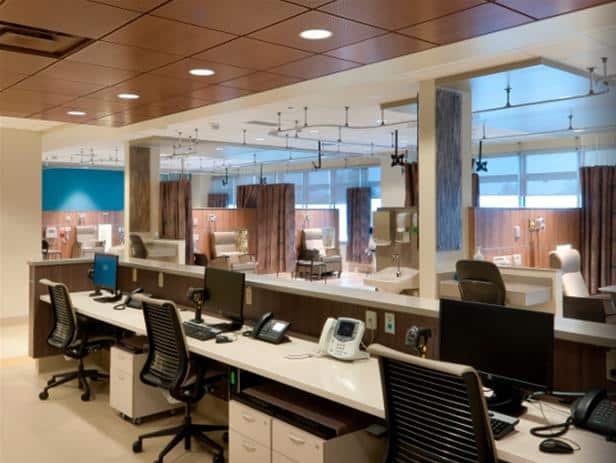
229 400 272 447
229 430 270 463
109 346 181 423
273 420 324 463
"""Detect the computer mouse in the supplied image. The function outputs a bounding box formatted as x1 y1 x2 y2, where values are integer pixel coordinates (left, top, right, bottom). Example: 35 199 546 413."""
539 438 574 454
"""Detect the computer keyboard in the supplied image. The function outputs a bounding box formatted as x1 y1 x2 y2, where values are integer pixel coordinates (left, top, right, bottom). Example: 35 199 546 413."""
182 322 219 341
489 411 519 440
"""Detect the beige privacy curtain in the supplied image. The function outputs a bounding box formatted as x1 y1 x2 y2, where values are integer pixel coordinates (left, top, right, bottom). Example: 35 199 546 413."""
160 179 193 264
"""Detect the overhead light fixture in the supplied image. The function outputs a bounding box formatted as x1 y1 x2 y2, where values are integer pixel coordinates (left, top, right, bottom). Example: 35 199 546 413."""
117 93 140 100
189 68 215 77
299 29 332 40
255 137 265 141
215 147 224 151
309 129 319 134
67 110 86 116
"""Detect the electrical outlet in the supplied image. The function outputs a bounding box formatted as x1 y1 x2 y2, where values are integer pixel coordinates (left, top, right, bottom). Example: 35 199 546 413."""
384 312 395 335
365 310 377 330
132 268 138 283
158 272 164 288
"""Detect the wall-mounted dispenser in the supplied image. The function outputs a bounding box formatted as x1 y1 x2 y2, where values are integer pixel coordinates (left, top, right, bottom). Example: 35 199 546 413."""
395 212 411 243
373 210 391 246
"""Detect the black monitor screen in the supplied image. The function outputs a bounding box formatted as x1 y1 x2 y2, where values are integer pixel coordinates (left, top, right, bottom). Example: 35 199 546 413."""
204 267 245 323
93 253 118 292
439 299 554 391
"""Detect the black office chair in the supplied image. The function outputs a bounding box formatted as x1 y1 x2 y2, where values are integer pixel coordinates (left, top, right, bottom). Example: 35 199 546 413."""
132 296 227 463
38 279 116 401
456 260 506 305
368 344 499 463
129 234 148 258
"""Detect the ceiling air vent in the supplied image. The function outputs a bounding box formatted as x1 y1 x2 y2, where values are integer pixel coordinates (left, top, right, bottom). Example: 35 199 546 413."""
0 21 91 58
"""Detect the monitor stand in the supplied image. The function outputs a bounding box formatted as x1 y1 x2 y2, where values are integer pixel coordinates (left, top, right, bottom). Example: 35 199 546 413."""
189 307 204 324
93 290 123 303
486 380 527 417
89 288 103 297
206 321 242 332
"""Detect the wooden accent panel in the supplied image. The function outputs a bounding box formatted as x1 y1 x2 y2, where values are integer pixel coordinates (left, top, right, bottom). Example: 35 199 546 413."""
436 89 462 251
247 287 440 357
42 210 124 258
129 146 150 232
29 263 94 358
554 339 614 392
469 208 581 267
295 209 340 253
192 208 258 259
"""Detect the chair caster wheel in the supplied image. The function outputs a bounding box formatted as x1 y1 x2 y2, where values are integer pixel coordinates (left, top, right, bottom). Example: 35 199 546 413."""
212 454 224 463
133 418 143 425
132 440 142 453
222 431 229 443
80 392 90 401
39 390 49 400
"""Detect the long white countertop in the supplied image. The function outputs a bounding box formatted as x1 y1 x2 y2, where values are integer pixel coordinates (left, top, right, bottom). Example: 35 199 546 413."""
29 257 616 348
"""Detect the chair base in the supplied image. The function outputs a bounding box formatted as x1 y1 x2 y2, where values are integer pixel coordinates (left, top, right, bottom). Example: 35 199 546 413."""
133 412 227 463
39 358 107 402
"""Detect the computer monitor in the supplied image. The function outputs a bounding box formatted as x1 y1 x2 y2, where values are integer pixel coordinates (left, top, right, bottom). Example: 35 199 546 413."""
439 298 554 416
203 267 245 328
92 253 119 295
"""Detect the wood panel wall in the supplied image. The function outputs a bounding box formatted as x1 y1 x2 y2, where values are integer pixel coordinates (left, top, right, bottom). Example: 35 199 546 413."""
29 262 614 392
469 208 581 268
42 210 124 258
294 209 339 252
129 146 150 232
192 208 258 259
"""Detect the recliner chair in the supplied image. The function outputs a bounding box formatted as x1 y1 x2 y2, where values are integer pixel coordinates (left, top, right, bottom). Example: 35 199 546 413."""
300 228 342 277
456 260 506 306
209 231 256 272
132 296 227 463
549 248 615 323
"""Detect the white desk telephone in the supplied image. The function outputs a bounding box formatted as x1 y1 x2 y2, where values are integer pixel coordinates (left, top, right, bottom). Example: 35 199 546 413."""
317 317 369 361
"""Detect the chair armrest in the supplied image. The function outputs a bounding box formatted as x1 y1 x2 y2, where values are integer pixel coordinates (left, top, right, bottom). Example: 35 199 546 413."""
300 248 320 261
563 296 608 323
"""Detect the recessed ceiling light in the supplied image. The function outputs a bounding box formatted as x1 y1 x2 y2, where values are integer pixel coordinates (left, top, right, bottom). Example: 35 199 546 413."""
215 147 224 151
189 68 215 77
309 129 319 134
299 29 332 40
255 137 265 142
117 93 140 100
67 110 86 116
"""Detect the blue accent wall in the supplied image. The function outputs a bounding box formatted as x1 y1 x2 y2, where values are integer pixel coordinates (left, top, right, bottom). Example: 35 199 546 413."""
42 168 124 211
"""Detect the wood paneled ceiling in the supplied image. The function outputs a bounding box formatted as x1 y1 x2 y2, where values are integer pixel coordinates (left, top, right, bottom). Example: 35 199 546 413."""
0 0 612 127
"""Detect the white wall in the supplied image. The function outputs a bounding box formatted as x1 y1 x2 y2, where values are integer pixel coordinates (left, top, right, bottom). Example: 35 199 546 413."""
0 128 42 320
191 174 212 208
379 156 406 207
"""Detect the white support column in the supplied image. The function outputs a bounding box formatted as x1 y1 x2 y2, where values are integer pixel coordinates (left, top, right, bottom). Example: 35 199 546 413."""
0 128 42 319
418 80 438 299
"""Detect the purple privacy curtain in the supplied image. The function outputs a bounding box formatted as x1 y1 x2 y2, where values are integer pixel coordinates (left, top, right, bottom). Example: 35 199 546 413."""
256 184 296 273
160 179 193 264
404 162 419 208
346 187 371 264
237 185 259 208
580 166 616 293
207 193 228 208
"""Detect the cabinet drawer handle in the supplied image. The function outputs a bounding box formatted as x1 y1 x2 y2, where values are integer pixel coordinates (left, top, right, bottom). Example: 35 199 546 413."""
288 434 305 445
241 413 255 423
242 441 256 452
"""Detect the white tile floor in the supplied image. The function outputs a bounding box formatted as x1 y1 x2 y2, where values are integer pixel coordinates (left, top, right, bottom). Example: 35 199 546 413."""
0 359 227 463
0 319 28 360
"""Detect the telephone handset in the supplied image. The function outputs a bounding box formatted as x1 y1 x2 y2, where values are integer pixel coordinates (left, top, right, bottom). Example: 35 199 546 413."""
317 317 369 361
571 389 616 438
114 288 149 310
249 312 291 344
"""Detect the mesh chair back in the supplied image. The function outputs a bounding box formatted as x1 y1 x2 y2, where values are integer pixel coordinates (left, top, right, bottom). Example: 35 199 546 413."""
40 279 78 350
456 260 506 306
368 344 497 463
129 234 148 258
140 297 189 391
